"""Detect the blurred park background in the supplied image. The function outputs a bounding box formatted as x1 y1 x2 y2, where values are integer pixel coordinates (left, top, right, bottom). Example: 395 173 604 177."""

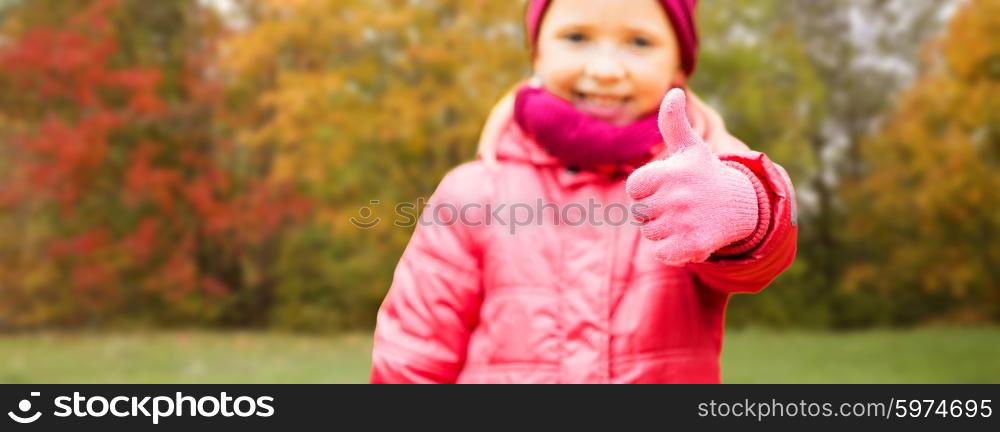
0 0 997 383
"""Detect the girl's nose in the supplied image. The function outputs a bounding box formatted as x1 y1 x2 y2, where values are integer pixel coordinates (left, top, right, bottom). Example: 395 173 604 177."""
584 52 627 84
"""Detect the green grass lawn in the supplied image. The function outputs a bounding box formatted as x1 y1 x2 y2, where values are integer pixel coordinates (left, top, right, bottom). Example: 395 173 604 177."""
720 327 1000 384
0 327 997 383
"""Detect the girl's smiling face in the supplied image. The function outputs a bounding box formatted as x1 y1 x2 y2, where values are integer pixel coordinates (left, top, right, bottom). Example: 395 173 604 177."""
533 0 681 125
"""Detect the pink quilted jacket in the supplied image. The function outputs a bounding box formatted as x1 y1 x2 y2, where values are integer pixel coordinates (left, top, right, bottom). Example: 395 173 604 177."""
370 95 798 383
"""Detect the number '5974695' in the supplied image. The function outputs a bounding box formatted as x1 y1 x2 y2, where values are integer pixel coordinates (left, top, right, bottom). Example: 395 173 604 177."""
893 399 992 418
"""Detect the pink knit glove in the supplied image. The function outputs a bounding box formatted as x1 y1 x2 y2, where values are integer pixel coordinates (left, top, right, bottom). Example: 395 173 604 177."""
626 88 768 265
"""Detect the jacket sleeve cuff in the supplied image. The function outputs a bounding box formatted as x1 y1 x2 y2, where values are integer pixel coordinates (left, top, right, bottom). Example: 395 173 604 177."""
714 160 771 257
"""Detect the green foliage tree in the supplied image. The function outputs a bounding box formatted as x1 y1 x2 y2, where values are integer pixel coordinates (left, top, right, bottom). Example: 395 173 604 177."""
692 0 827 326
694 0 951 328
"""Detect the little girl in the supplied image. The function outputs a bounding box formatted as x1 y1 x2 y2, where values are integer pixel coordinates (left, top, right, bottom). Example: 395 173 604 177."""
371 0 797 383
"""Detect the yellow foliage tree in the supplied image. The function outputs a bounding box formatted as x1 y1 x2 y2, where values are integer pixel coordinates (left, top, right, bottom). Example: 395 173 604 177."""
218 0 527 329
841 0 1000 324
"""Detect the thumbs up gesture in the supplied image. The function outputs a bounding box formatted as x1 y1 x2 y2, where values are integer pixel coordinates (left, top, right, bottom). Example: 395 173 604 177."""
625 89 763 265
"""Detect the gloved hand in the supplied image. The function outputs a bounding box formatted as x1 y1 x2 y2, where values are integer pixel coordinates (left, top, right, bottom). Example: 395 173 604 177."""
625 88 766 265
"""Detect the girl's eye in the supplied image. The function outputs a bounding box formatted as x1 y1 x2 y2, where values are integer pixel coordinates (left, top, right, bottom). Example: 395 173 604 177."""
632 36 652 47
565 32 587 43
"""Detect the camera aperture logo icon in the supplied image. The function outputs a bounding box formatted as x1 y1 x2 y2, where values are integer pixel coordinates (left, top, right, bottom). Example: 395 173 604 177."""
8 392 42 424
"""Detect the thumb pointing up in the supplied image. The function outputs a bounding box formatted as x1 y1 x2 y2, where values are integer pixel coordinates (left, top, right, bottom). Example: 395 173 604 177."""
626 87 764 266
657 88 705 156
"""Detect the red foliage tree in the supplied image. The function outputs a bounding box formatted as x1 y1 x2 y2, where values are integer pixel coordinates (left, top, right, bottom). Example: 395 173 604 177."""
0 0 309 327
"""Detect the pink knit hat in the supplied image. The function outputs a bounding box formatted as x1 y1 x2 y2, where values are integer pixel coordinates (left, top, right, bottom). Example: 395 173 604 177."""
525 0 699 76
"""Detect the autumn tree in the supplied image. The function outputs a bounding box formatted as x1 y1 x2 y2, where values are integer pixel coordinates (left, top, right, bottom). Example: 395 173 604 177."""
0 0 307 329
219 0 526 329
839 0 1000 325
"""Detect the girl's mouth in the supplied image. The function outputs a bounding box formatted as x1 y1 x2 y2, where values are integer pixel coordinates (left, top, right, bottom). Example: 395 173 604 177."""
572 90 632 122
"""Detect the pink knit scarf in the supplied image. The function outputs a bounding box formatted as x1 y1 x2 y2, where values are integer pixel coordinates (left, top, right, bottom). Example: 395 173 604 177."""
513 85 665 169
